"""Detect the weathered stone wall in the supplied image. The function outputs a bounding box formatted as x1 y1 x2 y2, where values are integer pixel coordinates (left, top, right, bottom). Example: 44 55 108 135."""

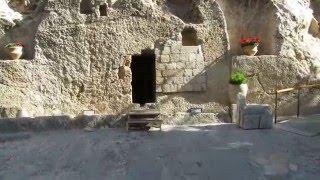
216 0 280 56
0 0 230 120
155 38 206 93
1 0 320 122
229 0 320 117
232 55 320 116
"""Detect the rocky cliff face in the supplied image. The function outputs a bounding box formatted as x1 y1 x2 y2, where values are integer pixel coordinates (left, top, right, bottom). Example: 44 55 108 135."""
0 0 319 121
0 0 229 120
230 0 320 116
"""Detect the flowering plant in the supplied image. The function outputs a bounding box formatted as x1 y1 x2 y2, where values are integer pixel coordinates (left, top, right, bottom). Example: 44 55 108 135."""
5 42 23 48
240 37 260 47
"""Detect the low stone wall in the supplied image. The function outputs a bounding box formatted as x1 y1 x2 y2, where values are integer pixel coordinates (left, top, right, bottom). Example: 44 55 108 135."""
0 115 124 132
231 55 320 116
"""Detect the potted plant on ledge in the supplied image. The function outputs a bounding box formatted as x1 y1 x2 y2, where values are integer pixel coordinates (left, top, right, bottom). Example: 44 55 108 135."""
240 37 260 56
5 42 23 60
228 70 248 104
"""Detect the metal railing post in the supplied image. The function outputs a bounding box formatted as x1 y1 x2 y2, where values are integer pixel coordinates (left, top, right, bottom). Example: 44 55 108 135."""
275 90 278 124
297 88 301 118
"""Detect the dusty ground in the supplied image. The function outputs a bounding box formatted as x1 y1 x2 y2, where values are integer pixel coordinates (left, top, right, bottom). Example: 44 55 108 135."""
0 124 320 180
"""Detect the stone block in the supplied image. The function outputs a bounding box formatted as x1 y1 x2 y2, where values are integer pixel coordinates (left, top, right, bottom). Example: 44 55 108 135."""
171 44 181 54
184 76 193 83
196 53 204 61
181 46 199 54
260 112 273 129
189 62 198 69
162 46 171 55
161 55 170 63
156 85 162 93
176 62 185 69
156 70 162 77
156 63 166 70
155 48 161 56
174 77 184 84
165 78 176 84
176 84 183 92
240 115 261 130
230 104 238 124
180 84 192 91
189 53 197 61
239 104 273 130
156 77 164 85
162 84 178 92
180 53 189 62
162 69 178 77
165 63 177 70
184 69 193 76
171 54 180 62
192 68 203 75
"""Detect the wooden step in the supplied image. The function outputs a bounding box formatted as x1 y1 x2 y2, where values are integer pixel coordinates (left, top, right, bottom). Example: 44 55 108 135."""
128 118 161 123
128 110 160 116
126 119 162 131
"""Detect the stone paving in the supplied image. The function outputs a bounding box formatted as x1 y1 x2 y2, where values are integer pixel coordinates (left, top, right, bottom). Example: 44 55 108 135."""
0 124 320 180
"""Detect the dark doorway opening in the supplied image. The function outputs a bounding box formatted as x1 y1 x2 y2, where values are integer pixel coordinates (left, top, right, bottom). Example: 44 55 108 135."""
182 27 198 46
99 4 107 16
131 53 156 105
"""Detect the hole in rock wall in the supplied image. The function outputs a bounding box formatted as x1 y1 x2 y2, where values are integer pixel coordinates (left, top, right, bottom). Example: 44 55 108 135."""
182 27 198 46
164 0 204 24
217 0 279 55
80 0 95 14
99 4 108 16
131 50 156 105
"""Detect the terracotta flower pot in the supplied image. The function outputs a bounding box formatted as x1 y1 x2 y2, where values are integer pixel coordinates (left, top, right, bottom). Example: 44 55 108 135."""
242 44 259 56
228 83 248 104
7 46 23 60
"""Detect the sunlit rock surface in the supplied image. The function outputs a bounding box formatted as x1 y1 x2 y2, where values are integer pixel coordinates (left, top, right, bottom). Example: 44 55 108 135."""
0 0 319 122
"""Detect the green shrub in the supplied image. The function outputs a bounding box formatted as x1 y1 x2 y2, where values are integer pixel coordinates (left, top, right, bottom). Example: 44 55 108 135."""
229 71 247 85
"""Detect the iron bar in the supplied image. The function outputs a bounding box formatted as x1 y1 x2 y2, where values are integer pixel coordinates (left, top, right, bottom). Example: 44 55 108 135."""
297 88 301 118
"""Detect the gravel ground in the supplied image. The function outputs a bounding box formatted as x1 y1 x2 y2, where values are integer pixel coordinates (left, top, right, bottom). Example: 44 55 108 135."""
0 124 320 180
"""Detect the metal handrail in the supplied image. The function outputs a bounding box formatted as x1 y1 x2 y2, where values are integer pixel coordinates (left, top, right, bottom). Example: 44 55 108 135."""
274 84 320 123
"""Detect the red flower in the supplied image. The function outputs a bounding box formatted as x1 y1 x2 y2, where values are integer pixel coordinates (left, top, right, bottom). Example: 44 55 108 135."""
240 37 260 47
15 42 23 47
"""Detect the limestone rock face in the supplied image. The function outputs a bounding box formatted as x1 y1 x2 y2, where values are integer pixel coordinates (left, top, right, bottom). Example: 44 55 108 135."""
0 0 320 121
0 0 229 120
232 55 320 116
